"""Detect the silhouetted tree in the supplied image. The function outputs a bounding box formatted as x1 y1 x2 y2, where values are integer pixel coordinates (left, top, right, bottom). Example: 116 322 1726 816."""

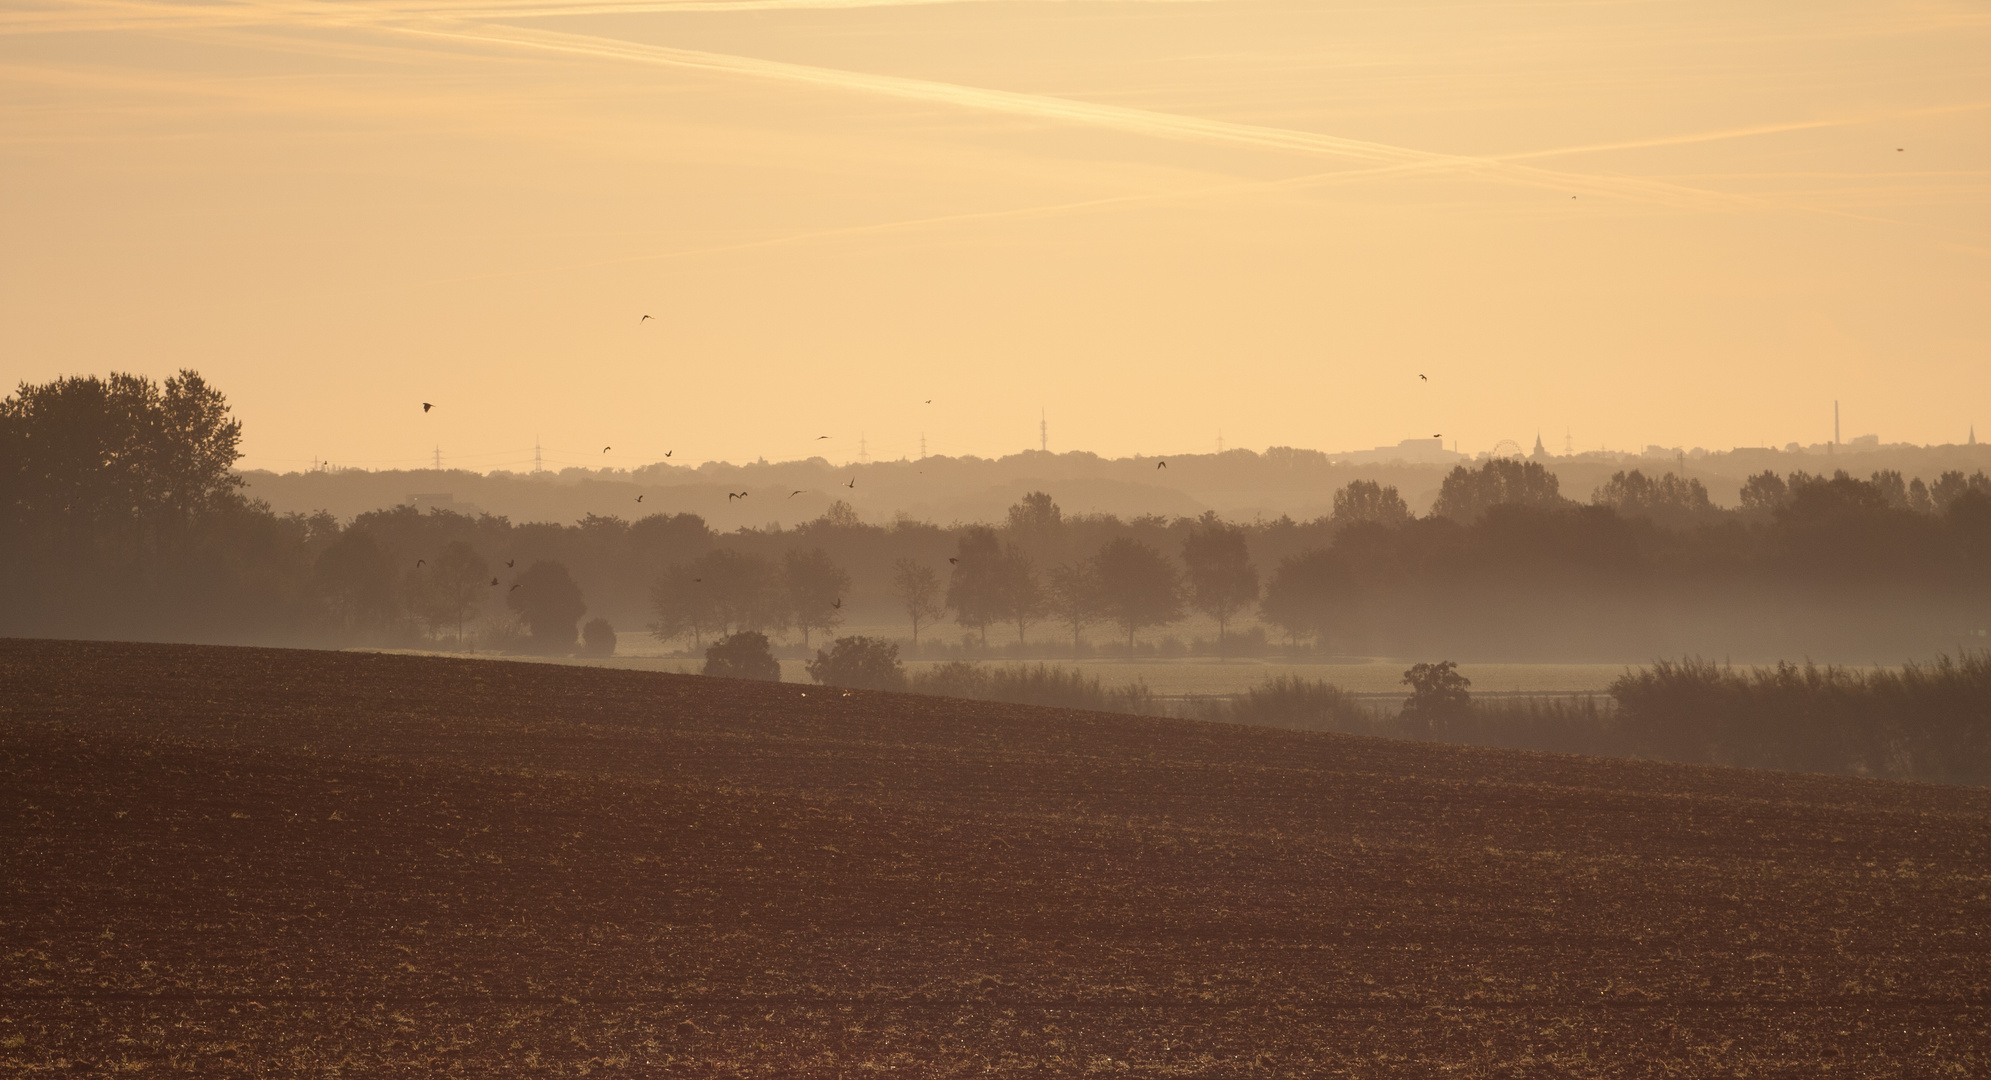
1181 511 1258 648
891 558 944 646
1093 537 1182 650
1330 479 1410 527
1739 470 1790 513
696 547 786 635
408 539 488 646
997 545 1045 645
1431 459 1564 521
784 547 850 648
1592 470 1713 526
946 525 1006 645
313 530 400 638
704 630 780 681
1045 560 1101 656
648 563 722 648
509 559 586 652
1259 548 1345 649
805 635 906 691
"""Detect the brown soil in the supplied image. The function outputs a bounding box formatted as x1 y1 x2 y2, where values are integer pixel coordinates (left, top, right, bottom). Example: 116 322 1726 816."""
1 638 1986 1076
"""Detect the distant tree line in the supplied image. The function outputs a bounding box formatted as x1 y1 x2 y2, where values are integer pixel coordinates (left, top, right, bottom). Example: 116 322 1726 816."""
5 371 1989 661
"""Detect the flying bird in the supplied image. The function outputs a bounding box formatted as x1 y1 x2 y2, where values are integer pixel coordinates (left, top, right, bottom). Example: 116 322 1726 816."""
506 559 514 568
636 495 643 503
489 577 499 586
1433 434 1443 438
846 477 855 489
603 446 611 453
1419 374 1427 380
422 402 434 412
790 490 804 498
949 557 959 565
924 399 932 404
641 314 653 322
1157 461 1167 469
416 559 425 567
816 435 830 440
510 583 521 591
832 598 842 610
664 450 672 458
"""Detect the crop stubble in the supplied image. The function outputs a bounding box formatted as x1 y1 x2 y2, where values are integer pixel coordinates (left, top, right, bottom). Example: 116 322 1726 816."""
0 639 1986 1076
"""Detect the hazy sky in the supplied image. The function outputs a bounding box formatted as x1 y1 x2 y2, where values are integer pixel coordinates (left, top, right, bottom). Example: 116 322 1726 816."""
3 0 1985 472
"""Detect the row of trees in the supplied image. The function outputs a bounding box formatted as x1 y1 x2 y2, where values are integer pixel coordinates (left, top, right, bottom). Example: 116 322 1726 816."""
7 370 1989 661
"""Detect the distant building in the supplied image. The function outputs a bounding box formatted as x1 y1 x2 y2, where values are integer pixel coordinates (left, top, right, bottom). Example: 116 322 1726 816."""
1334 438 1467 466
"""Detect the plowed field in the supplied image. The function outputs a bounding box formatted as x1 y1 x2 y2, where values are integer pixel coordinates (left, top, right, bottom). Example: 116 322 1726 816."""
1 639 1986 1076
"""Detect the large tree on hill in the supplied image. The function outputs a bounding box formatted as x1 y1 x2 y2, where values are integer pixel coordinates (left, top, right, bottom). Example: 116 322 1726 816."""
1093 537 1182 651
1180 511 1258 649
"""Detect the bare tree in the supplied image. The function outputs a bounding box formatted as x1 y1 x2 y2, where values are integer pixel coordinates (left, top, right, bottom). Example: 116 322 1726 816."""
891 558 943 646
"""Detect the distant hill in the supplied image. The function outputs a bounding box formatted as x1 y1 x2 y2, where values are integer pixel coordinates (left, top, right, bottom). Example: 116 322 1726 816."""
242 441 1991 526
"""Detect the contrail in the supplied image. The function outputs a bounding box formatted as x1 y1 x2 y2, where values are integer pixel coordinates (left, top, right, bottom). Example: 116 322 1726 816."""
400 21 1760 210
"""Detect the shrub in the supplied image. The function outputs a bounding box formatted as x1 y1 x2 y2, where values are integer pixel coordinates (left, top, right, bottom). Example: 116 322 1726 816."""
1611 652 1991 782
1399 660 1472 738
478 613 531 654
806 636 907 691
703 631 780 681
580 618 617 658
1211 676 1376 733
906 661 1166 715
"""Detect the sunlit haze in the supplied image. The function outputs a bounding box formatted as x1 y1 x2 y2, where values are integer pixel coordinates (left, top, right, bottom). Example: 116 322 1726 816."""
4 0 1986 472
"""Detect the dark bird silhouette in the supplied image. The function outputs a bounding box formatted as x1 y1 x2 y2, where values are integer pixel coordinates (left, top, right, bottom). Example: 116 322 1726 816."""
1156 461 1166 469
817 435 830 440
832 598 842 609
949 557 959 564
641 314 653 322
603 446 611 453
506 559 514 568
924 399 932 404
422 402 434 412
1419 374 1427 380
664 450 672 457
636 494 643 502
510 583 521 591
416 559 426 567
1433 434 1442 438
846 477 855 489
790 490 804 498
728 492 741 501
490 577 499 586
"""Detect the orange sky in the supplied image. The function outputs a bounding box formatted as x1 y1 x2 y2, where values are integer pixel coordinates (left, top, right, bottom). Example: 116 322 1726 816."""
3 0 1986 473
